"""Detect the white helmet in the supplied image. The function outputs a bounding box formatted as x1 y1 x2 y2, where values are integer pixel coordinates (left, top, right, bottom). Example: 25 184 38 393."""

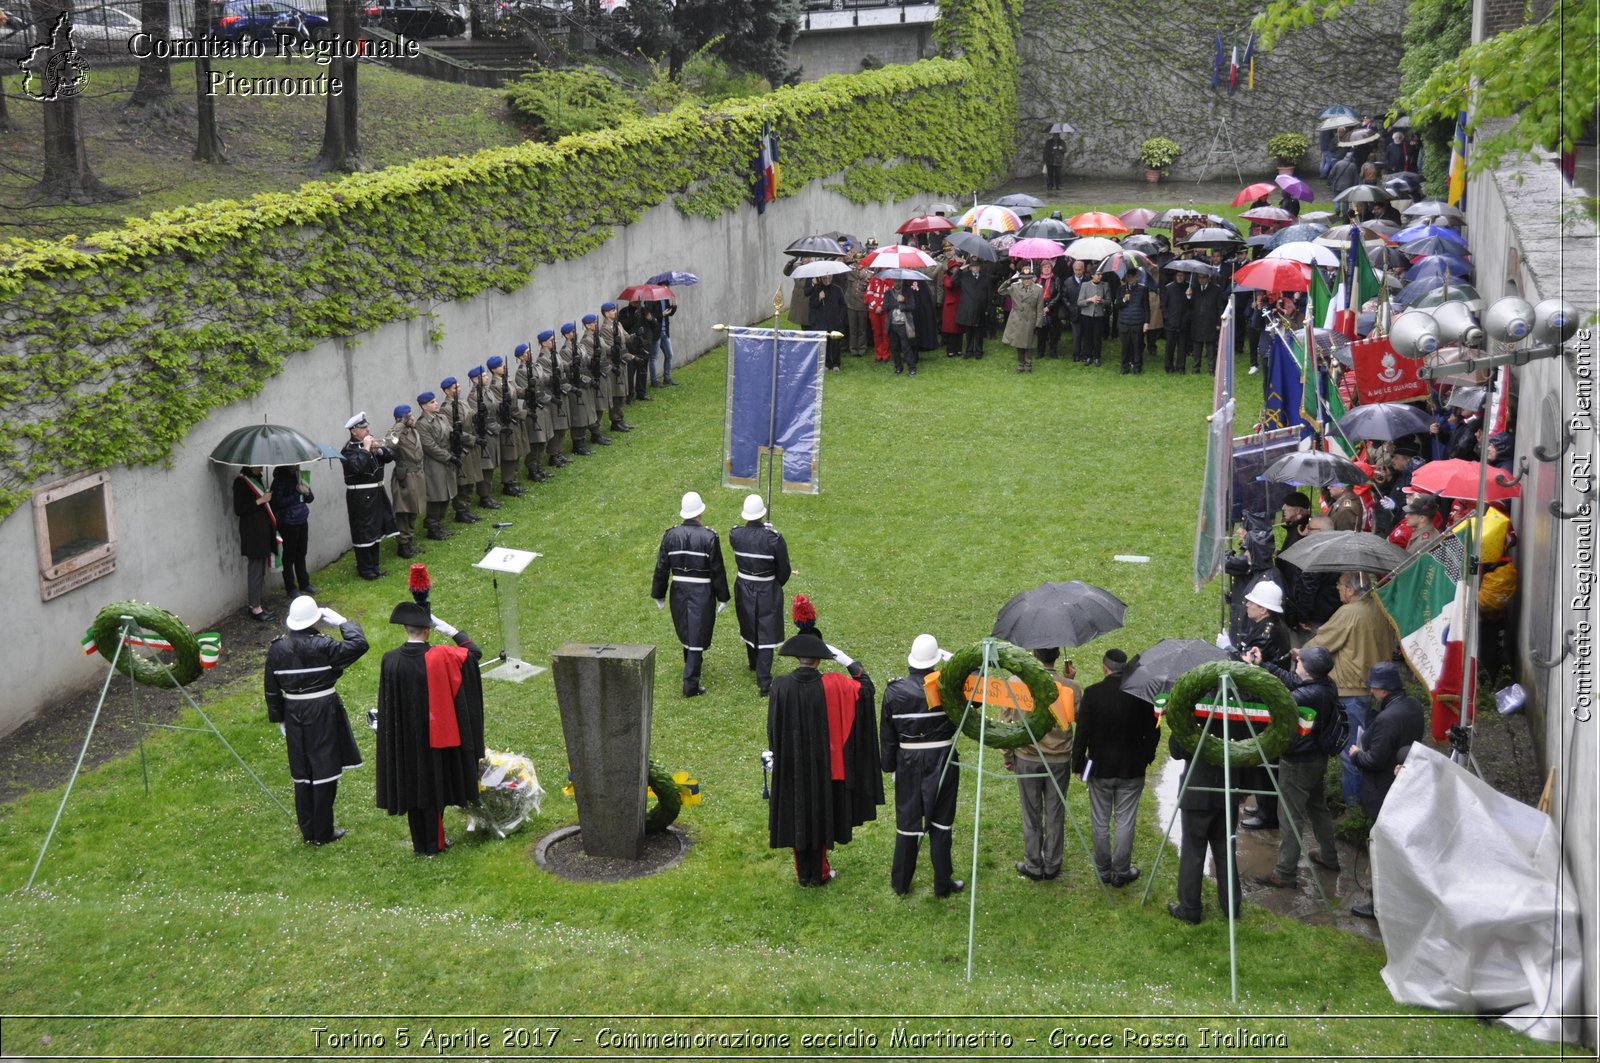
907 633 941 669
741 494 767 521
286 595 321 631
1244 582 1285 613
680 491 706 520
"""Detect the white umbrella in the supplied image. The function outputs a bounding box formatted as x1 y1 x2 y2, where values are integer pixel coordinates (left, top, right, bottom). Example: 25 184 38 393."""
1063 236 1122 261
790 260 851 279
1266 241 1340 267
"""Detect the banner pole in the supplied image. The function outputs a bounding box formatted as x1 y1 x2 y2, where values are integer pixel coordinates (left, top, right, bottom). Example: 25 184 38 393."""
766 286 782 514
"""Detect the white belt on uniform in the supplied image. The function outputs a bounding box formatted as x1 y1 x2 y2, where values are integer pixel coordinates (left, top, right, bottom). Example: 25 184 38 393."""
348 482 384 490
282 688 336 700
673 574 711 583
900 739 954 750
738 573 775 582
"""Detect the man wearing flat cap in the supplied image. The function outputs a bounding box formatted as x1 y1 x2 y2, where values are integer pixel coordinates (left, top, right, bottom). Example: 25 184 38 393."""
387 404 425 560
728 493 791 697
264 594 368 844
880 634 964 897
339 412 398 580
374 600 487 856
651 491 730 697
766 626 881 887
1346 660 1424 918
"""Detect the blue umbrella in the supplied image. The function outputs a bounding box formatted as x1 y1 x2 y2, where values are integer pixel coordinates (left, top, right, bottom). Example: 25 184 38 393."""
646 271 700 286
1392 224 1468 247
1400 235 1471 257
1318 104 1359 121
1404 255 1472 282
1397 277 1451 306
1268 222 1329 249
877 267 932 281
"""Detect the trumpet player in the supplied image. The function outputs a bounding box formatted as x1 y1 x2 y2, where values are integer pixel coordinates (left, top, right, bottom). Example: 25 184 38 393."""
339 412 397 581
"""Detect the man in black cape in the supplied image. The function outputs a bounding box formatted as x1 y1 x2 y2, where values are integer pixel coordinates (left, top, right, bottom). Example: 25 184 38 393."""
651 490 730 697
766 630 882 887
374 601 487 855
728 493 791 697
339 411 398 581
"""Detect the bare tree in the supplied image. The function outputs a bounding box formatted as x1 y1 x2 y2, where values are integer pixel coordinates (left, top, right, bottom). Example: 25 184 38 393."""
27 0 113 202
191 0 224 160
129 0 176 110
313 0 360 172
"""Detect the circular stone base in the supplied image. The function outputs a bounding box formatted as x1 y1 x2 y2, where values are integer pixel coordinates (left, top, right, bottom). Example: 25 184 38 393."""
533 824 689 882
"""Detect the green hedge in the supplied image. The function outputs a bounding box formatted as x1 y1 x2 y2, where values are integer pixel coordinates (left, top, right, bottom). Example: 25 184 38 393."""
0 0 1017 522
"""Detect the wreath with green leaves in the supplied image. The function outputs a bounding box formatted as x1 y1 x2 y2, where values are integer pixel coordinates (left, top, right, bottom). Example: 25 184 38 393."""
644 759 682 833
937 640 1061 750
87 601 204 688
1165 660 1297 768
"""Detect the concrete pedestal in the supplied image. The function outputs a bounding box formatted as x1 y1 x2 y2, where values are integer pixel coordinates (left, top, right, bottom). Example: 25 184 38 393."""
550 642 655 860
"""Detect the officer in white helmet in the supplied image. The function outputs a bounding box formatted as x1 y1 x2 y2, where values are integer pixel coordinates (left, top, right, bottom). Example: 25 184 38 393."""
651 491 730 697
879 634 964 897
727 493 791 697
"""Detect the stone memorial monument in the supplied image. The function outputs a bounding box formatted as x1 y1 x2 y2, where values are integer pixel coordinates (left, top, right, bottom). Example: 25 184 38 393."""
550 642 655 860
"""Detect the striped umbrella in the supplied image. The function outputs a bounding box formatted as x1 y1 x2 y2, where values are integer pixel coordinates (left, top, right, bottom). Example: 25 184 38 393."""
861 244 935 269
956 204 1024 233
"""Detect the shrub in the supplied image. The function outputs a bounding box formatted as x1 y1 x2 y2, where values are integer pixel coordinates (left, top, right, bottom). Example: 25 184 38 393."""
1268 131 1310 165
1138 135 1180 173
504 69 643 140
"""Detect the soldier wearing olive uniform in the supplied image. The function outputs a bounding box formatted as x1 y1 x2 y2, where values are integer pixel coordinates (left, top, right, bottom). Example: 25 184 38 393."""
415 391 455 541
516 339 551 482
387 403 426 559
596 301 635 434
486 354 526 498
465 365 503 512
440 376 481 524
577 315 612 449
558 322 593 459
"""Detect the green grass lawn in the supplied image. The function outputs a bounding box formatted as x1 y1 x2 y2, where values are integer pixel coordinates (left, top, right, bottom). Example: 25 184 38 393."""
0 254 1552 1058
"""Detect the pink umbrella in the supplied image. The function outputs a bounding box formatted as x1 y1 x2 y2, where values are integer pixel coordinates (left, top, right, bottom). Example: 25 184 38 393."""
1068 211 1128 237
1410 458 1521 501
1232 181 1278 206
1240 206 1297 227
1118 207 1158 230
861 244 935 269
1007 237 1067 260
1275 173 1316 202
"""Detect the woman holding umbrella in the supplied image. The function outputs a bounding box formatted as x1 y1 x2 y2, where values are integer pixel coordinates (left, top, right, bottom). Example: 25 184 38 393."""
234 466 280 622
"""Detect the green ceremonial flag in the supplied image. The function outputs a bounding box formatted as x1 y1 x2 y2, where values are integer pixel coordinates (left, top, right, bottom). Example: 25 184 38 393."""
1310 266 1333 331
1375 530 1467 691
1349 236 1382 310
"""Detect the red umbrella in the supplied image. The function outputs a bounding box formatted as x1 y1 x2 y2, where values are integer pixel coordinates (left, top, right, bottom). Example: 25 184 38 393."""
1232 257 1312 292
618 284 674 302
1240 206 1297 227
862 244 935 269
1067 211 1128 237
1232 182 1277 206
1118 207 1157 230
1409 458 1521 501
897 214 955 235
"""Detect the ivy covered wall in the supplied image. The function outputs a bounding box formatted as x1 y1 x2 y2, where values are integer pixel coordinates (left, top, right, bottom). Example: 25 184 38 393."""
0 0 1020 524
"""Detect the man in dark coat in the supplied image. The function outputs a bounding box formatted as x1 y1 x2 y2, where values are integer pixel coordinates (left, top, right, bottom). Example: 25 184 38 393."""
1062 259 1087 361
1250 645 1343 888
1348 661 1425 917
955 260 990 359
728 493 791 697
1116 269 1151 374
233 465 278 622
1187 274 1225 374
1160 268 1191 373
264 594 368 844
1072 649 1159 886
808 274 847 371
1167 723 1245 925
880 633 964 898
374 601 486 856
766 630 881 887
651 491 730 697
339 412 398 581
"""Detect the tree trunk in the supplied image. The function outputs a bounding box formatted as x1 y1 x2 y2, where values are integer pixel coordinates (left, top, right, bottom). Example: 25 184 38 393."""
129 0 175 110
29 0 110 202
313 0 361 172
192 0 224 161
0 73 12 133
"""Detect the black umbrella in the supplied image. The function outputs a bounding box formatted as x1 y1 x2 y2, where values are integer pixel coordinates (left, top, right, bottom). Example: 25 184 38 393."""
819 230 859 251
1337 401 1434 440
208 424 327 467
948 231 998 261
1261 450 1372 487
1402 199 1466 220
991 581 1127 650
1333 183 1394 204
1178 227 1244 250
1164 258 1215 276
1121 639 1230 705
997 193 1046 209
1017 218 1076 241
1278 531 1408 575
1370 245 1411 270
1269 222 1330 248
784 235 846 259
1121 233 1166 254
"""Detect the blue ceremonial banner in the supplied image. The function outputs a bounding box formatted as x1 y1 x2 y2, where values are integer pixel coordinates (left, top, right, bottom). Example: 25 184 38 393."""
723 326 825 495
1261 324 1304 433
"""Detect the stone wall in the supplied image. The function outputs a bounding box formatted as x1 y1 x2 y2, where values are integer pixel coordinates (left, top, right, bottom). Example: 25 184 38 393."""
1014 0 1409 180
792 22 934 79
0 180 923 738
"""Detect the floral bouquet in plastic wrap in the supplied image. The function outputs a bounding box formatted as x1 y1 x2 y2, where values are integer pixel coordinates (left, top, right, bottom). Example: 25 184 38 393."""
467 748 545 839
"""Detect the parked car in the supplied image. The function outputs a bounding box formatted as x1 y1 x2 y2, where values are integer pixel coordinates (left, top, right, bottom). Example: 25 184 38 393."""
361 0 462 36
72 5 142 49
211 0 329 41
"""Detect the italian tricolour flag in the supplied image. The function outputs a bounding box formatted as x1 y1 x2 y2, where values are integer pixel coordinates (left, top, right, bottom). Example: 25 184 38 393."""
1375 529 1473 740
